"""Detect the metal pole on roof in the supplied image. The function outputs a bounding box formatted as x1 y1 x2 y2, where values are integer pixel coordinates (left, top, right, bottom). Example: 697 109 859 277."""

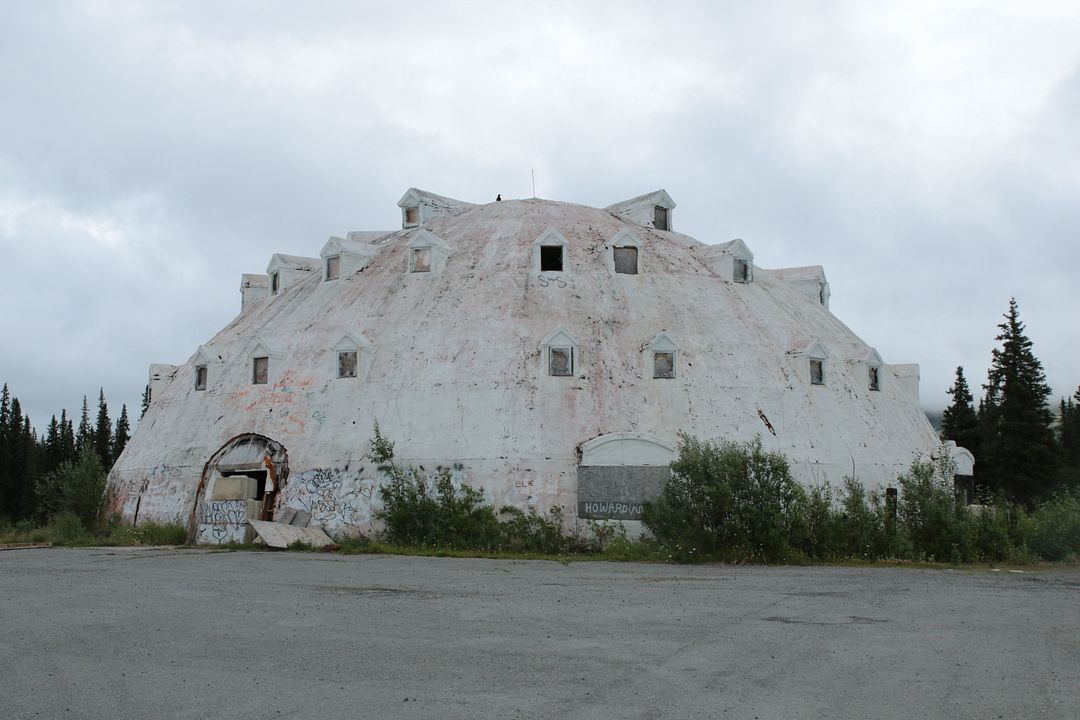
532 169 536 199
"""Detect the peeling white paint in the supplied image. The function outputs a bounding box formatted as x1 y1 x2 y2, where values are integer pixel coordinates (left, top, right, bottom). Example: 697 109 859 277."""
109 188 962 539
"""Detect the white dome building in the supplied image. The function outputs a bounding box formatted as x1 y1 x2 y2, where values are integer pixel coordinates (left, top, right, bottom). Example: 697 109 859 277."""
107 188 959 544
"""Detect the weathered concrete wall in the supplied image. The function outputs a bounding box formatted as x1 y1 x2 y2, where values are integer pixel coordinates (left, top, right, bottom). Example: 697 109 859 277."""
108 192 946 540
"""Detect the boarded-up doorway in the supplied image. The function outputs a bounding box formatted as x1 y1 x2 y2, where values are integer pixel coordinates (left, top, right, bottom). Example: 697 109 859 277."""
577 433 674 522
188 434 289 544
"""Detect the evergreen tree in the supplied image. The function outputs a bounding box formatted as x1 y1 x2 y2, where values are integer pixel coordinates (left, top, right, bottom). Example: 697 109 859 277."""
113 405 130 462
45 415 62 472
93 388 112 469
979 298 1058 504
0 385 13 520
75 396 92 454
59 409 76 464
941 366 980 458
140 384 151 419
1057 387 1080 492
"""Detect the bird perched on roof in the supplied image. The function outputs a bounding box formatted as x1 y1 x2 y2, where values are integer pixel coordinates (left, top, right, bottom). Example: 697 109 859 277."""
496 194 501 202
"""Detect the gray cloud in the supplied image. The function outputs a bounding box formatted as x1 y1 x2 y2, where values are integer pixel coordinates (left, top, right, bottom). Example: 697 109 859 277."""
2 0 1078 429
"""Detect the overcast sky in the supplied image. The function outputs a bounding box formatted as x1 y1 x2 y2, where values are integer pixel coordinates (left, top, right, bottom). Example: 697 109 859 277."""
2 0 1078 431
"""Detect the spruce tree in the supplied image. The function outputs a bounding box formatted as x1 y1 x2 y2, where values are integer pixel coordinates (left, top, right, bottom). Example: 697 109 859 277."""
0 385 13 520
1057 387 1080 492
45 415 62 471
93 388 112 469
140 384 151 419
113 405 130 462
75 396 92 454
979 298 1058 504
941 366 980 458
59 409 76 464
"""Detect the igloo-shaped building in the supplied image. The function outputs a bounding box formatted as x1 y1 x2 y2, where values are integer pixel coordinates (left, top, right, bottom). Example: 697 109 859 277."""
108 188 958 543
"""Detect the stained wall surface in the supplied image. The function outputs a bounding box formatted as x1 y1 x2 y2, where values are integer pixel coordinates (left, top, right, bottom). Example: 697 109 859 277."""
107 190 946 539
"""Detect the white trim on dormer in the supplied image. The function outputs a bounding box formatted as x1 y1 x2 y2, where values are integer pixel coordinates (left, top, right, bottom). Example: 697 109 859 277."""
534 228 570 275
540 326 580 378
320 235 383 280
643 332 679 379
701 238 755 283
406 229 454 274
330 332 375 381
397 188 477 229
607 228 643 275
788 339 830 386
855 348 885 392
605 190 676 230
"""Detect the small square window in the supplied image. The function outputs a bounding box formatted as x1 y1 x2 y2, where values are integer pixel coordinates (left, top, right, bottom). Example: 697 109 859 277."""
540 245 563 272
810 358 825 385
869 366 880 391
338 350 358 378
404 206 419 227
270 272 279 295
549 347 573 376
411 247 431 273
194 365 207 391
325 255 340 281
253 356 269 385
653 351 675 379
734 258 751 283
613 247 638 275
654 206 669 231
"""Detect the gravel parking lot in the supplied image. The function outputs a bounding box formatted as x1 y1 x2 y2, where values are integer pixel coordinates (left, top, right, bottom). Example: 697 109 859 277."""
1 547 1077 719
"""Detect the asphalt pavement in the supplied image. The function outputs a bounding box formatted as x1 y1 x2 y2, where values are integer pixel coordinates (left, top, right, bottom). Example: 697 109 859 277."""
1 547 1077 719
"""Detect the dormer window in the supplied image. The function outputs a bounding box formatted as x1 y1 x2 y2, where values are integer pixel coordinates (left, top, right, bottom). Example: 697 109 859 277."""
270 272 280 295
869 365 880 391
253 356 269 385
654 352 674 379
194 365 207 391
734 258 751 283
645 332 679 380
541 327 579 378
403 206 419 228
810 358 825 386
614 247 638 275
410 247 431 273
325 255 340 281
338 350 358 378
654 206 670 231
540 245 563 272
549 347 574 376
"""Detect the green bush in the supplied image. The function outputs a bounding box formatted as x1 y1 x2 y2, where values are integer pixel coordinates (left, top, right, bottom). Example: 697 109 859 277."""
642 434 807 562
1028 493 1080 561
36 449 107 531
371 424 577 553
895 456 971 562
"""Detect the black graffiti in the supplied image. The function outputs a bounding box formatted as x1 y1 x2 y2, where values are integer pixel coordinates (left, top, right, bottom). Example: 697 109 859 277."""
537 274 568 288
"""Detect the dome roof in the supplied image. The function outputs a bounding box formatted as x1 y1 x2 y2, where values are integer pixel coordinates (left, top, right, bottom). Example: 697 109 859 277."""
109 189 943 541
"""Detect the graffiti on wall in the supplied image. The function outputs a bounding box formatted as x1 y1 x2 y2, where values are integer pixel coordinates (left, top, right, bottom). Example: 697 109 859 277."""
284 467 376 532
195 499 250 544
224 370 317 437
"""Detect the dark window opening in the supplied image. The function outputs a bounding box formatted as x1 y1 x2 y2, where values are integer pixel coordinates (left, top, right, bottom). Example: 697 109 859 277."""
613 247 638 275
270 272 279 295
819 283 826 306
869 366 880 391
654 206 669 231
404 206 419 226
253 356 269 385
325 255 340 281
810 358 824 385
653 351 675 379
549 347 573 376
540 245 563 272
338 350 358 378
195 365 207 391
734 258 750 283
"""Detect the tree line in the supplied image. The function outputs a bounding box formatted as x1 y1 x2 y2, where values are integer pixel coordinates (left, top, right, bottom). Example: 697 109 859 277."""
941 298 1079 505
0 386 130 527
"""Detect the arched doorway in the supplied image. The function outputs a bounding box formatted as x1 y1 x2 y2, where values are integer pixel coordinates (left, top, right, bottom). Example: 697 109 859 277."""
576 433 675 523
188 434 289 544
